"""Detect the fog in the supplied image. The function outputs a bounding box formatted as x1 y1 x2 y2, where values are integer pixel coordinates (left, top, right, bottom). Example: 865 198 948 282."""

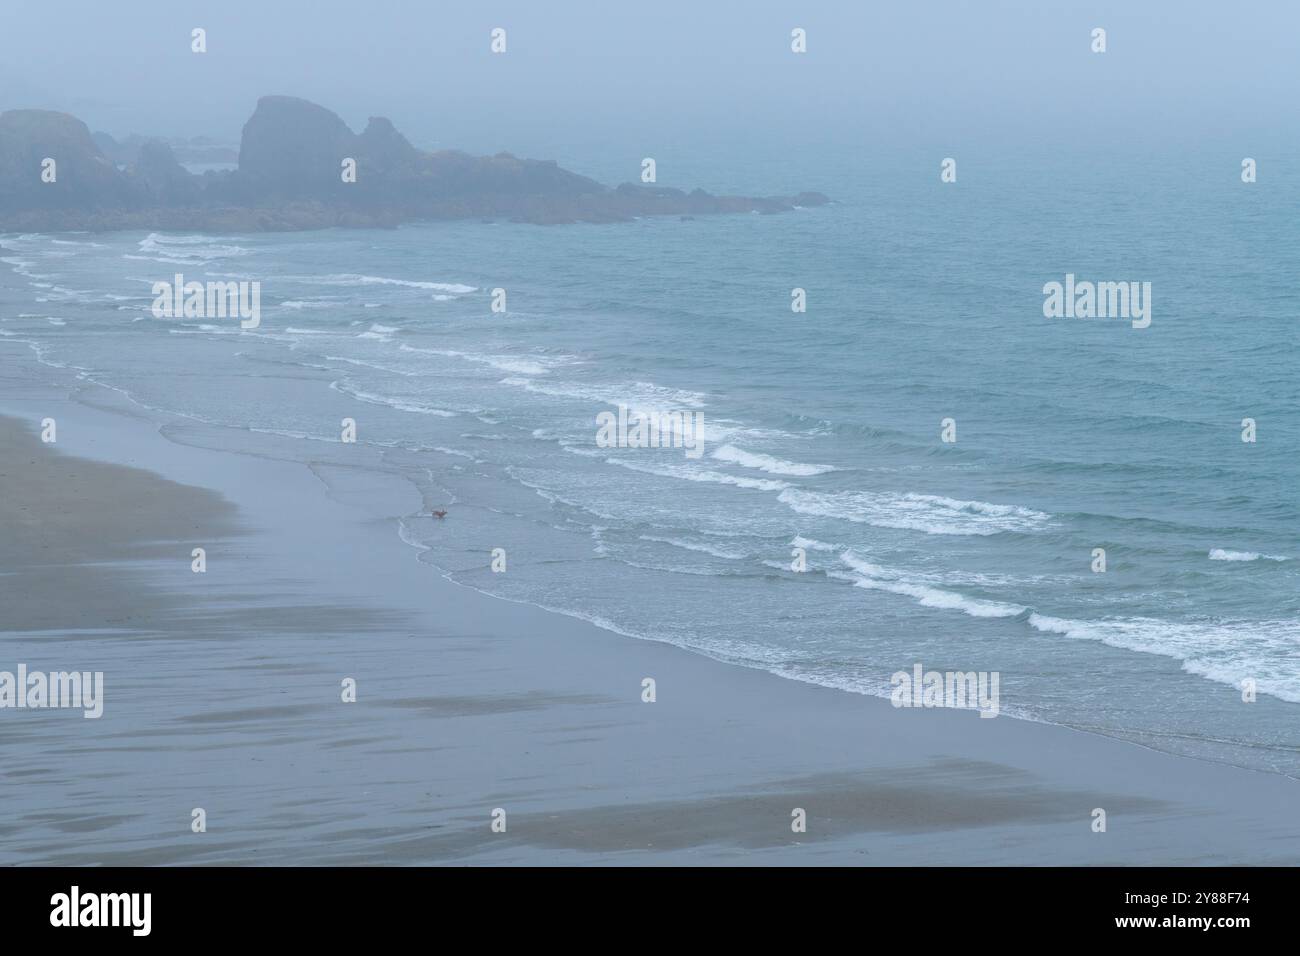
3 1 1297 161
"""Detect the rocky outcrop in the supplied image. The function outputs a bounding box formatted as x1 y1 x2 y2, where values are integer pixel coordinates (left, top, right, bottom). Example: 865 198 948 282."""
0 110 137 212
0 96 829 231
356 116 420 173
235 95 358 198
129 141 200 207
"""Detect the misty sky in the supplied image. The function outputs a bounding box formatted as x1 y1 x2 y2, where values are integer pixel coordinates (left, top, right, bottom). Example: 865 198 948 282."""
3 1 1298 172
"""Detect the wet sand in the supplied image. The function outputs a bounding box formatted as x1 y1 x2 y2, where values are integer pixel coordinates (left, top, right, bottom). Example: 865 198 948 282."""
1 353 1298 865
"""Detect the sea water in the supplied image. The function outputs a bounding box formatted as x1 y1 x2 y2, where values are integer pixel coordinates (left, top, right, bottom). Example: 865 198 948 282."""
2 143 1296 776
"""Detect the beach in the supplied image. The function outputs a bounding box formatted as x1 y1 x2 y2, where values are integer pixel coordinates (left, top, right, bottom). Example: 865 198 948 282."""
2 345 1297 866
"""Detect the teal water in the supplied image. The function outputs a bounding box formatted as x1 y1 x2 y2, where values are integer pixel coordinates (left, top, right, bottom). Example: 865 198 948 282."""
3 145 1297 775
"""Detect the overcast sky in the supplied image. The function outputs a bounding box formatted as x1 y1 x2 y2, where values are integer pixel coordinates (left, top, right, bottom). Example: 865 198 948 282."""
3 0 1297 162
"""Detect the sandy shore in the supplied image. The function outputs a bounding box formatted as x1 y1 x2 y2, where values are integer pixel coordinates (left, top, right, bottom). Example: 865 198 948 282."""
1 349 1297 865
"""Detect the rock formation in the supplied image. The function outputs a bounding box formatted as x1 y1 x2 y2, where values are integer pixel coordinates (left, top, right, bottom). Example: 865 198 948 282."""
0 95 828 231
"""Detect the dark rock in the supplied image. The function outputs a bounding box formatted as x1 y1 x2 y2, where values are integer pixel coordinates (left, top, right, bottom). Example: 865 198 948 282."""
0 110 136 211
0 95 829 231
236 95 358 198
129 141 200 206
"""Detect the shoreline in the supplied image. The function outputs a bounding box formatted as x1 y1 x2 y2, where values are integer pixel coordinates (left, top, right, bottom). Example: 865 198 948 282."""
1 344 1298 865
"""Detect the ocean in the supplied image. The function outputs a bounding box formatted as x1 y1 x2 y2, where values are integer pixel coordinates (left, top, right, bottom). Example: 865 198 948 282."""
3 144 1297 777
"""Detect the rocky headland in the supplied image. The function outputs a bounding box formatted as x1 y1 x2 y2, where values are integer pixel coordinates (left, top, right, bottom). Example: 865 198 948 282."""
0 96 828 231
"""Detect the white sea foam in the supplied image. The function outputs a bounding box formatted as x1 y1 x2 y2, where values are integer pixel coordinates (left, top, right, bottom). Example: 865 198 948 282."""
325 356 424 377
779 487 1049 536
500 375 707 410
400 343 564 376
280 299 338 310
124 254 191 265
1028 614 1300 703
201 271 257 281
639 535 748 560
143 233 243 246
283 273 476 294
606 457 789 491
329 381 456 417
791 535 838 552
499 378 797 446
0 256 41 278
711 443 836 476
134 233 252 263
1208 549 1286 562
167 326 242 335
561 444 606 458
836 551 1027 618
